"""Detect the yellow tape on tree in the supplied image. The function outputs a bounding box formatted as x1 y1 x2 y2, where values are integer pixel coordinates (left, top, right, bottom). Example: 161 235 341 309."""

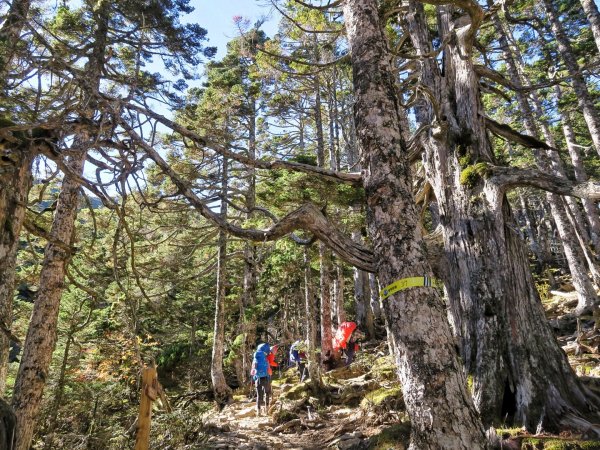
379 276 443 300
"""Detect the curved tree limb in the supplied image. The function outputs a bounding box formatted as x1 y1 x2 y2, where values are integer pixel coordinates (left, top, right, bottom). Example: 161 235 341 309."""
484 116 553 150
418 0 484 45
122 122 376 272
488 165 600 199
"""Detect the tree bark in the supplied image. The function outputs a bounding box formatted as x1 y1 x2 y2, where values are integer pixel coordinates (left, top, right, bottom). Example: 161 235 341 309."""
0 146 33 395
353 265 374 338
11 146 87 450
517 193 544 271
303 247 322 387
401 0 600 434
344 1 487 448
332 261 346 327
580 0 600 54
556 84 600 252
319 244 334 358
542 0 600 159
368 272 382 323
211 156 232 406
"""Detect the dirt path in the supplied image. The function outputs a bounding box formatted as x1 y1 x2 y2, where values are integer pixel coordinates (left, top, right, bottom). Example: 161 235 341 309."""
201 383 383 450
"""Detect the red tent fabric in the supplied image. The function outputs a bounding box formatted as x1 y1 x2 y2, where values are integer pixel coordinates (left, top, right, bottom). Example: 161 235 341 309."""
332 321 357 351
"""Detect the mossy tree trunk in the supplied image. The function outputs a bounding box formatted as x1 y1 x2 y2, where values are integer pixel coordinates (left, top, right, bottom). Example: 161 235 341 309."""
403 0 600 433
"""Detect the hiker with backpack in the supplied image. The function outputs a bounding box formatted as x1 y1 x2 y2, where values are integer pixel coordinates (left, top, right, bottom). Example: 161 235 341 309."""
251 342 276 416
332 322 363 367
289 340 308 382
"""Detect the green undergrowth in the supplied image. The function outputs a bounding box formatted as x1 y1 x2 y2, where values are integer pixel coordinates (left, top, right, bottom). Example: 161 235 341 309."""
271 371 296 387
496 427 525 438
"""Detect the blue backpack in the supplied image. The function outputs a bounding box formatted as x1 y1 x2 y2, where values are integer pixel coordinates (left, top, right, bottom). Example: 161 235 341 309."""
253 343 270 378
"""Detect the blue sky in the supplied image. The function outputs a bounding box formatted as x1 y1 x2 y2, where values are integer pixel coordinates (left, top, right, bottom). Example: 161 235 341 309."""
187 1 279 59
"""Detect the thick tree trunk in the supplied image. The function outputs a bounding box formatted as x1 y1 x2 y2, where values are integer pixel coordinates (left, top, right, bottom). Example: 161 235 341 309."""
211 157 232 406
0 147 33 395
401 0 600 433
542 0 600 159
12 148 87 450
344 1 487 448
0 0 35 395
580 0 600 54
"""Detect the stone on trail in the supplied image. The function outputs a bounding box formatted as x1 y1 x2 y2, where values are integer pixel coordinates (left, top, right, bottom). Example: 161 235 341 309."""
336 438 362 450
235 407 258 419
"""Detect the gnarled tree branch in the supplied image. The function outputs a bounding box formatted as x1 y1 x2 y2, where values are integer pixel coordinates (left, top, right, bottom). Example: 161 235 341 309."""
488 165 600 199
484 116 553 150
122 122 376 272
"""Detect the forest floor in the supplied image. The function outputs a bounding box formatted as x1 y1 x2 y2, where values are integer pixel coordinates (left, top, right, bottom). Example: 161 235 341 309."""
197 291 600 450
200 349 410 450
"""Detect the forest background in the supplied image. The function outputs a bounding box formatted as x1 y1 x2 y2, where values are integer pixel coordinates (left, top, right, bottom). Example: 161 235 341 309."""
1 0 600 448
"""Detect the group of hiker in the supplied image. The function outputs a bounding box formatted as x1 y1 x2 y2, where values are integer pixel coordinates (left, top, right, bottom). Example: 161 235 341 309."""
250 322 362 415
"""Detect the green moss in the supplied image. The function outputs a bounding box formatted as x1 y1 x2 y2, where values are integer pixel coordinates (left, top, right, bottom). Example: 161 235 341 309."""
458 155 472 168
271 377 292 387
495 427 523 438
459 162 490 188
368 422 411 450
521 438 600 449
279 382 310 401
361 386 402 408
272 409 298 424
466 374 474 394
370 356 397 381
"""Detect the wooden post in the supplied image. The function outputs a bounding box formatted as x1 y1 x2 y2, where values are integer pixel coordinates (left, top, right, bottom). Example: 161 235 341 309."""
134 364 158 450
